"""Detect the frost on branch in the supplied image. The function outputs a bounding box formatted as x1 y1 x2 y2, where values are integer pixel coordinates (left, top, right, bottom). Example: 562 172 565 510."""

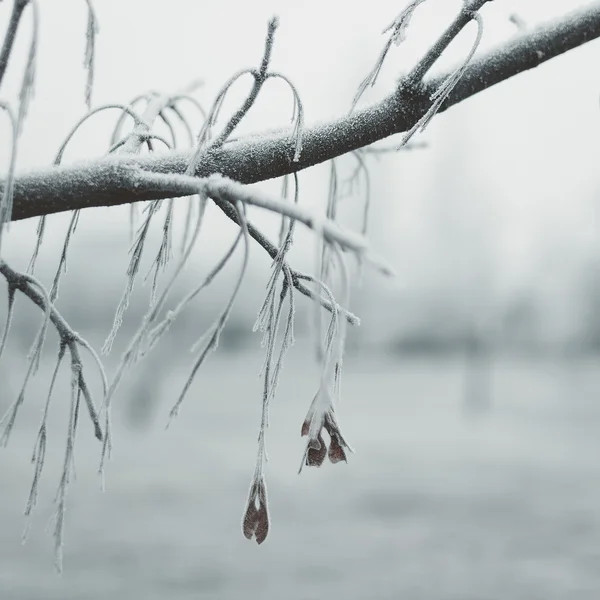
0 0 597 566
0 0 492 560
351 0 431 112
0 261 106 572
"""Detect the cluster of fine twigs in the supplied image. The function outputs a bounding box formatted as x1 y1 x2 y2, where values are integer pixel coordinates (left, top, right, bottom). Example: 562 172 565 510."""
0 0 526 569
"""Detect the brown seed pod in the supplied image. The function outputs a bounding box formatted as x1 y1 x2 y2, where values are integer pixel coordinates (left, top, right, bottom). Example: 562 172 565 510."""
306 432 327 467
242 500 259 540
254 504 269 545
328 433 347 464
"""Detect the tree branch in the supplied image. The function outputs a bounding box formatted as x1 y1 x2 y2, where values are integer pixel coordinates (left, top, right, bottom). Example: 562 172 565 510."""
209 194 360 325
0 0 30 88
406 0 490 83
5 2 600 222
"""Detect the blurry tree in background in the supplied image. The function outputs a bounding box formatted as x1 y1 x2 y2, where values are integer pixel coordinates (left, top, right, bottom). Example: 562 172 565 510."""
0 0 600 571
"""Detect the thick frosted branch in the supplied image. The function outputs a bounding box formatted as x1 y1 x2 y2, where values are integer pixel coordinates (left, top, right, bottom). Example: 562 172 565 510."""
4 2 600 222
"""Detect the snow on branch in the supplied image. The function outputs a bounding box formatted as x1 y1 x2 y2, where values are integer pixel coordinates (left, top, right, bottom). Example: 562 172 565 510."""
137 171 393 274
0 259 107 571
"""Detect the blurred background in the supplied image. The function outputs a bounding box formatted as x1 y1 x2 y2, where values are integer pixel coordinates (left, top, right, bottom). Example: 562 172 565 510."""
2 1 600 598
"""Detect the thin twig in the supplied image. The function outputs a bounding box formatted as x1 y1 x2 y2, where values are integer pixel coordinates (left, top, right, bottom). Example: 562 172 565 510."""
208 17 279 149
210 192 360 325
135 170 393 274
406 0 492 84
0 0 30 88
